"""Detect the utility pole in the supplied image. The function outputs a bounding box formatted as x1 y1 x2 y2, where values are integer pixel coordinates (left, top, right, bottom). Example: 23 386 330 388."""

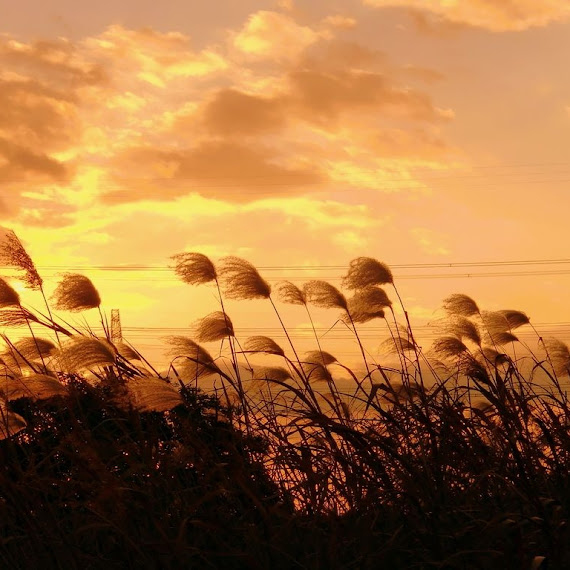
111 309 122 344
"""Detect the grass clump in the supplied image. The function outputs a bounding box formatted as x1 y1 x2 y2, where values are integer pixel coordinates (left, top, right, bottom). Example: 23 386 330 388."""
0 233 567 568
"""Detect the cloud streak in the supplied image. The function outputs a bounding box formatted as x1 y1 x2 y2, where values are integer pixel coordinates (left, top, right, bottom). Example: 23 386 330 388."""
364 0 570 32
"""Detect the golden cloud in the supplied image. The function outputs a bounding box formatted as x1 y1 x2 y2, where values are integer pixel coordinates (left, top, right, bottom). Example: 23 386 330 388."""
0 13 454 227
233 11 325 60
364 0 570 32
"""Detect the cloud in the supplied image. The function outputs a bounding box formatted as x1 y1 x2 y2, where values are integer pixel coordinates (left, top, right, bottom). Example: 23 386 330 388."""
232 11 324 60
0 137 68 183
103 141 324 204
201 88 286 136
322 15 358 29
84 25 227 84
0 12 454 227
363 0 570 32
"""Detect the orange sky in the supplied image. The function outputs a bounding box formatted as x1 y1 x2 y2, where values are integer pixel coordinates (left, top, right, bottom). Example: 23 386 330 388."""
2 0 570 366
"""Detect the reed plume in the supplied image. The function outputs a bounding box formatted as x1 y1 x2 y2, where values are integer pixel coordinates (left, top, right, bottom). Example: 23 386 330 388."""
301 361 333 383
193 311 234 342
342 257 393 289
127 376 182 412
52 274 101 312
432 336 469 359
303 280 347 311
543 338 570 376
0 374 67 401
276 281 306 305
56 336 116 372
380 336 416 354
482 310 529 335
166 336 221 379
252 366 292 382
437 315 482 346
0 229 42 290
244 336 285 356
0 278 20 307
443 293 480 317
0 404 26 439
304 350 337 365
478 347 509 366
345 286 390 323
219 256 271 300
171 252 217 285
11 337 56 361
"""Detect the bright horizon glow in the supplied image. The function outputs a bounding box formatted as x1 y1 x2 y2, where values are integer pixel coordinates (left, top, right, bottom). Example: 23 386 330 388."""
1 1 570 367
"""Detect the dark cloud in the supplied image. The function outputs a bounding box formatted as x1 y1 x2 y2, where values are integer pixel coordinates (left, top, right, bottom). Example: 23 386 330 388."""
201 89 286 135
288 69 444 123
0 137 69 183
104 141 324 204
0 38 107 87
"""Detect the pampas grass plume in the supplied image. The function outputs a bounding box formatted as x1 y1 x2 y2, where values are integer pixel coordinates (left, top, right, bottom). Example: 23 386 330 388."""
0 229 42 290
303 280 347 311
342 257 393 289
443 293 479 317
276 281 306 305
219 257 271 300
52 274 101 312
193 311 234 342
0 278 20 307
244 336 285 356
171 252 217 285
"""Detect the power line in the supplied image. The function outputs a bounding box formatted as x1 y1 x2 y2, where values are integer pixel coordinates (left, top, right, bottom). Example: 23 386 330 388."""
28 257 570 272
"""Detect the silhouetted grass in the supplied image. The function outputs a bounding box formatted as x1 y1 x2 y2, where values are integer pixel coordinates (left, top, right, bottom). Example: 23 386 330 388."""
0 233 567 568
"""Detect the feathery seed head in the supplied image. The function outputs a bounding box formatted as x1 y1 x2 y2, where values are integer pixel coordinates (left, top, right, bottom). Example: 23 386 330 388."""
219 256 271 300
346 286 391 323
166 336 220 379
0 278 20 307
446 315 481 346
57 337 116 372
380 336 416 354
52 274 101 312
544 338 570 377
303 280 347 311
301 361 333 383
171 252 217 285
192 311 234 342
0 229 42 290
497 309 530 330
12 337 57 361
478 347 510 366
0 374 67 401
304 350 337 365
443 293 479 317
342 257 393 289
127 376 182 412
244 336 285 356
432 336 469 359
252 366 292 382
276 281 306 305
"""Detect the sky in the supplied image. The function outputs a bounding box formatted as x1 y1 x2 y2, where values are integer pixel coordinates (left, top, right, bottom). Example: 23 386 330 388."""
1 0 570 366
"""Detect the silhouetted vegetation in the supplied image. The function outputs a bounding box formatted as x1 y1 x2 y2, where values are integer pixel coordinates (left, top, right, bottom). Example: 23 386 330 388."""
0 229 567 569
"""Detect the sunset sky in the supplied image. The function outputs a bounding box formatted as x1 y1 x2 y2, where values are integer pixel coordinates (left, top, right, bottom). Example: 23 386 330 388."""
2 0 570 365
